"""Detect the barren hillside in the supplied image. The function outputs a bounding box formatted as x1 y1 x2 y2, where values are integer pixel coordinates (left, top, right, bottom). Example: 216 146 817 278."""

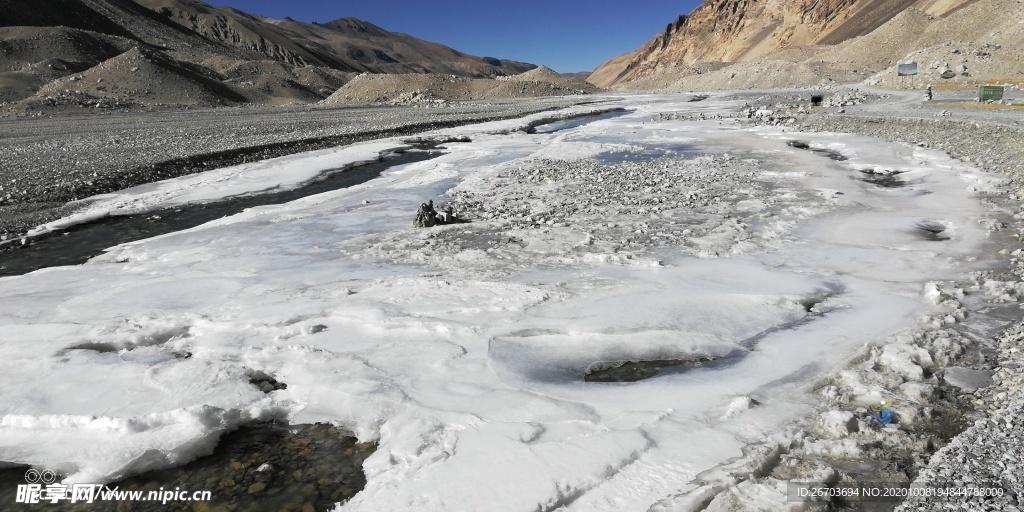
0 0 554 114
588 0 1022 90
29 47 247 108
271 17 536 78
323 66 597 106
133 0 536 77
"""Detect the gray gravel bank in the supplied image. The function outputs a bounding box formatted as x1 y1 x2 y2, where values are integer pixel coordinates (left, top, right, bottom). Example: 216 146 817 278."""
796 114 1024 185
898 324 1024 511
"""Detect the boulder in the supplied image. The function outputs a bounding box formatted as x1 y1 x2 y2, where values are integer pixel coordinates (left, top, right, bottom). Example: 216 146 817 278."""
413 200 459 228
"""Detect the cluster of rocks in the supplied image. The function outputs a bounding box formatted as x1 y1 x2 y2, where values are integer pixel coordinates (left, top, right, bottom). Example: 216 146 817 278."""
936 63 970 80
412 200 459 228
788 278 1007 493
247 369 289 394
30 90 135 111
743 107 808 125
864 38 1020 88
647 274 1023 510
656 111 726 122
385 90 451 107
895 224 1024 511
457 158 700 240
364 143 834 274
820 89 872 108
724 89 881 125
744 88 874 109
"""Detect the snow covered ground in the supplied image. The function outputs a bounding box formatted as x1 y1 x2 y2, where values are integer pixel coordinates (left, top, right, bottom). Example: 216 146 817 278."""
0 95 1011 510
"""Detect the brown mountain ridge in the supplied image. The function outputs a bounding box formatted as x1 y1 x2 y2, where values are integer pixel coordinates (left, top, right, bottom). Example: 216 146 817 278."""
0 0 564 114
589 0 1023 90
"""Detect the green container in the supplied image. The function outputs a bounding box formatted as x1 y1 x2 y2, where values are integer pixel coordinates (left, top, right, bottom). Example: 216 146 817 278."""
979 86 1005 101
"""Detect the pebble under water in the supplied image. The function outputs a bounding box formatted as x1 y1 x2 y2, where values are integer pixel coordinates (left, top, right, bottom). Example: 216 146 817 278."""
0 423 375 512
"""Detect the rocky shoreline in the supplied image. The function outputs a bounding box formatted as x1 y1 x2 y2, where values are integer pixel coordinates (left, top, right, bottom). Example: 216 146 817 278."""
637 96 1024 509
790 110 1024 510
899 324 1024 511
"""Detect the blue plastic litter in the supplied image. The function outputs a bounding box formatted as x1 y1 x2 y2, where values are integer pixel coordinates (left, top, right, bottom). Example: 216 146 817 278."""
867 408 893 425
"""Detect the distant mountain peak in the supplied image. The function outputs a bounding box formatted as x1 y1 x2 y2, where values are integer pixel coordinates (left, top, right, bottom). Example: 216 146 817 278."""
320 17 390 37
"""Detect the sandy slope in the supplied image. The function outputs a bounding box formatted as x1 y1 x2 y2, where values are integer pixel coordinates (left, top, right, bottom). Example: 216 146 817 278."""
324 67 600 106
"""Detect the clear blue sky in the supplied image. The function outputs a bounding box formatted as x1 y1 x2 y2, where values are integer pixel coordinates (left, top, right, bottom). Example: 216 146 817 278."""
214 1 704 73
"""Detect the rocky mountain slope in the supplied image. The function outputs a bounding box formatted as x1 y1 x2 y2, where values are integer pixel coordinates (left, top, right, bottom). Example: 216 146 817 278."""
323 66 598 106
589 0 1023 90
134 0 535 77
0 0 552 114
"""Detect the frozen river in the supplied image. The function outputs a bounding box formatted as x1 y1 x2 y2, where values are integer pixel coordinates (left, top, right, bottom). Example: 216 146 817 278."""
0 95 1011 511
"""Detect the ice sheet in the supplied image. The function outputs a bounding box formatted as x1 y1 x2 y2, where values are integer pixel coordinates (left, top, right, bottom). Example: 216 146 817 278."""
0 96 1008 510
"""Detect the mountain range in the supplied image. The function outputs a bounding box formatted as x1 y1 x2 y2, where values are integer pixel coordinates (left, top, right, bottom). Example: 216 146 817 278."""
0 0 542 113
5 0 1020 113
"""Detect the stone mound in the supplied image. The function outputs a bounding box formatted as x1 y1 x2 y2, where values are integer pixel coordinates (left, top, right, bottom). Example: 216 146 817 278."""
481 79 594 99
322 73 477 105
26 46 246 110
499 65 600 93
0 26 137 103
510 65 563 81
206 58 355 104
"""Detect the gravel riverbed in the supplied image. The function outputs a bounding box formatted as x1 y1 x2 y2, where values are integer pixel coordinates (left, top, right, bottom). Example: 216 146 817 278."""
0 97 593 238
3 90 1022 510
